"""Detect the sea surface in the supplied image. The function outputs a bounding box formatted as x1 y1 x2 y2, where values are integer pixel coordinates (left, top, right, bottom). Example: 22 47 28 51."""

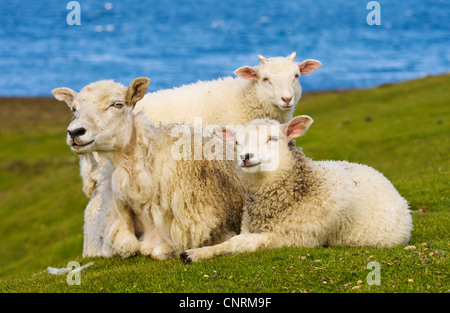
0 0 448 96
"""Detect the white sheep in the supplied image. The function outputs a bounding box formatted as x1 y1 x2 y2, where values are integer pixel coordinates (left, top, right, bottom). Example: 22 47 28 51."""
53 78 245 259
135 52 322 125
180 116 413 262
53 52 322 257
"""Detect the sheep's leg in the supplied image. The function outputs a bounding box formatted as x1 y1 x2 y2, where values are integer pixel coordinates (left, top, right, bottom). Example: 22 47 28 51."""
82 188 103 257
102 196 140 258
142 224 174 260
180 232 277 263
139 225 167 256
151 241 174 260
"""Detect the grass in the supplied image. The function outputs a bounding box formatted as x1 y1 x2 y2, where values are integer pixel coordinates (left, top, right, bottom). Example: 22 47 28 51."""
0 74 448 293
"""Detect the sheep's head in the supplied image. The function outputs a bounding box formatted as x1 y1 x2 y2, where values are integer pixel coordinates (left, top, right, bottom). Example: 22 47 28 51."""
52 78 150 154
234 52 321 112
215 115 313 174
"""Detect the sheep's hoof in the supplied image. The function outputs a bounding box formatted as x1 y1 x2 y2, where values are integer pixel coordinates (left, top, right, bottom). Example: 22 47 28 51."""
179 251 192 264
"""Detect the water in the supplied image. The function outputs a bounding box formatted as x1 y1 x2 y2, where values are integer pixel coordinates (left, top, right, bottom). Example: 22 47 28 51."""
0 0 448 96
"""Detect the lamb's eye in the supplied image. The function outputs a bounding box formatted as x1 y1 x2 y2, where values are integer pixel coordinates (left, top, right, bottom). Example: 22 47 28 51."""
268 137 278 142
71 107 77 113
263 77 271 83
111 102 124 109
294 74 299 79
235 140 239 146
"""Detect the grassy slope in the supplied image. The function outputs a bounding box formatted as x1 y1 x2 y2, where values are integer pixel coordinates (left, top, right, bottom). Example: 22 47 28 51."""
0 75 448 293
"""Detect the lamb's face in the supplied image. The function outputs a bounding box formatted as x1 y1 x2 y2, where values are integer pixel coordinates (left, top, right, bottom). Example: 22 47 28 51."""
234 120 282 173
234 52 322 111
215 116 314 174
52 78 150 155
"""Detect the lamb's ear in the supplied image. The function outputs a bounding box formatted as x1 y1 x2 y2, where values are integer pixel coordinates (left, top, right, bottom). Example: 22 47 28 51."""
282 115 314 141
126 77 151 106
298 59 322 75
51 87 78 107
214 126 236 143
234 66 259 80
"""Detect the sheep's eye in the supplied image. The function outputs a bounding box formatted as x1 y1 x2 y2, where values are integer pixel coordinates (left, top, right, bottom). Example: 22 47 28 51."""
71 107 77 113
294 74 299 79
263 77 270 83
235 140 239 146
268 137 278 142
111 102 124 109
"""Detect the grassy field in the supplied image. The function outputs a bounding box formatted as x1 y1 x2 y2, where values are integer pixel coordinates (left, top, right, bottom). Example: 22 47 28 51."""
0 74 448 293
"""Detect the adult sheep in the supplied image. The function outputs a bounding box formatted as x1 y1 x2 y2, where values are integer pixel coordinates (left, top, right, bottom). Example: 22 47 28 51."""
53 78 245 259
135 52 322 125
180 116 413 262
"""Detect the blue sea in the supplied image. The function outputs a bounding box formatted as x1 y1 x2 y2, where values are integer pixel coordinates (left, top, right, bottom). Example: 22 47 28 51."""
0 0 448 96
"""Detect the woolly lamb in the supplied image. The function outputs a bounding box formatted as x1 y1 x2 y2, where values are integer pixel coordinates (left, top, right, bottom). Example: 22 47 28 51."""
53 78 245 259
180 116 413 262
135 52 322 125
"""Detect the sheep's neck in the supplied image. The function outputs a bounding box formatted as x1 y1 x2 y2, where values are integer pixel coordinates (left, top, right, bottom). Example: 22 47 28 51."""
110 118 138 173
244 146 314 226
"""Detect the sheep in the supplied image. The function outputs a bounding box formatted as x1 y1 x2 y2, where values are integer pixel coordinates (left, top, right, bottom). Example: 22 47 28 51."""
53 78 245 259
180 116 413 262
135 52 322 126
53 52 322 257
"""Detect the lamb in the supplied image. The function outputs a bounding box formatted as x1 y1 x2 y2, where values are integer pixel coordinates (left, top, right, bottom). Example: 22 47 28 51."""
180 116 413 262
135 52 322 125
52 78 245 259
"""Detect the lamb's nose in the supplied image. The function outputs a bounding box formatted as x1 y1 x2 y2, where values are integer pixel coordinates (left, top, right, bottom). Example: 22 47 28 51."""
68 127 86 139
281 97 292 105
240 153 254 161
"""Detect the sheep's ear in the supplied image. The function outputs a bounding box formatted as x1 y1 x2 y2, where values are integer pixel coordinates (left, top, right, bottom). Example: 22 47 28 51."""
214 126 236 143
287 51 296 62
51 87 78 107
298 59 322 75
282 115 314 141
234 66 259 80
126 77 151 106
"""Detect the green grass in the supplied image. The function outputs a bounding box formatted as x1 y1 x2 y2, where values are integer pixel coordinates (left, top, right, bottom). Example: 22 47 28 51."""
0 75 448 293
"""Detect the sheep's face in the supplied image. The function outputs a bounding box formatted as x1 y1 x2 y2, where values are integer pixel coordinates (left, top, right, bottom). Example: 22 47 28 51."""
234 52 321 111
52 78 150 154
215 116 313 174
235 120 281 173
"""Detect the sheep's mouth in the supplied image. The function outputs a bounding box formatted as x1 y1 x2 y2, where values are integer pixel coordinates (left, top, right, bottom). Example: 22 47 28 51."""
242 161 261 168
71 140 95 153
278 104 293 110
72 140 94 147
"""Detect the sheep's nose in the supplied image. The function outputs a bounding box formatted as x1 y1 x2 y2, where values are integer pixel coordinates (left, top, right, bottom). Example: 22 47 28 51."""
240 153 254 161
281 97 292 105
68 127 86 139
